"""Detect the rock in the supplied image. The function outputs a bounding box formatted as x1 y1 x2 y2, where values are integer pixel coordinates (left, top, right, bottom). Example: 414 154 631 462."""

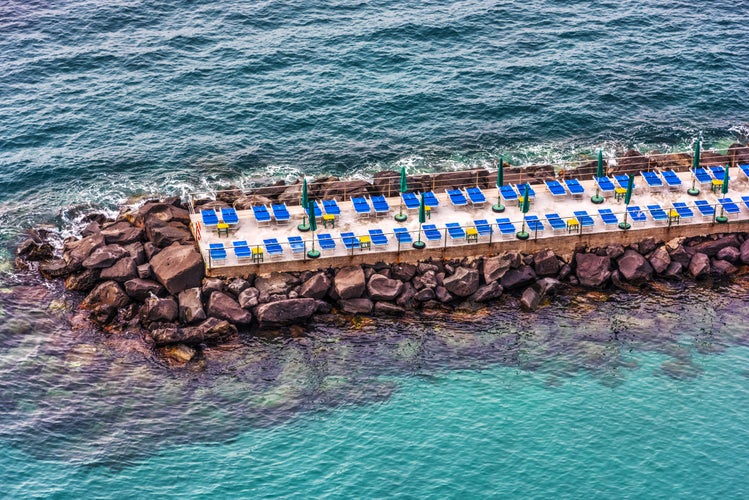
536 277 562 296
691 235 741 257
226 278 251 297
124 278 165 302
483 253 513 282
255 272 299 296
234 195 273 210
367 274 404 301
339 298 373 314
315 300 332 314
322 179 371 200
159 344 196 363
82 244 128 269
81 221 101 237
207 291 252 325
63 233 105 271
202 277 223 298
434 286 453 303
299 272 331 299
649 246 671 274
500 265 537 290
16 239 54 261
413 288 436 302
716 246 740 263
100 222 144 245
663 261 683 279
669 244 693 267
689 252 710 278
144 242 160 261
711 259 737 276
390 263 417 282
150 244 205 295
412 270 438 290
39 259 73 279
740 238 749 264
533 249 560 277
147 222 193 248
616 249 653 283
64 268 100 292
254 298 318 327
520 286 543 311
151 317 237 346
638 237 657 256
238 287 260 309
141 296 179 325
605 244 625 260
575 253 611 288
612 149 649 175
81 281 130 310
91 304 117 325
99 257 138 283
333 266 366 300
137 263 151 279
178 287 206 324
557 263 572 281
374 302 406 316
123 242 146 266
417 262 440 274
396 282 416 308
728 143 749 165
442 267 480 297
469 281 503 303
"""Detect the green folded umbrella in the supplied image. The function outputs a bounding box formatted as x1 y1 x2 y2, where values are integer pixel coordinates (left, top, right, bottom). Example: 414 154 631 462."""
597 150 604 179
692 140 701 170
624 174 634 205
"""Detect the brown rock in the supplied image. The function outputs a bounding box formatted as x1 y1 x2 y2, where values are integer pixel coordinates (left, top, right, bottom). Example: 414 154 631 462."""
178 287 206 324
16 239 54 261
413 288 436 302
390 263 417 282
533 249 560 277
299 272 331 299
125 278 165 302
616 249 653 283
711 259 737 276
688 253 710 278
150 317 237 346
339 298 373 314
374 302 406 316
141 296 179 325
238 287 260 309
100 222 144 245
207 291 252 325
150 244 205 295
333 266 366 299
81 281 130 310
690 235 740 257
64 268 100 292
255 272 299 296
147 221 193 248
39 259 74 279
367 274 404 301
82 244 128 269
254 298 318 327
63 233 105 271
469 281 503 303
649 246 671 274
500 265 537 290
575 253 612 288
442 267 480 297
483 253 514 283
159 344 196 363
99 257 138 283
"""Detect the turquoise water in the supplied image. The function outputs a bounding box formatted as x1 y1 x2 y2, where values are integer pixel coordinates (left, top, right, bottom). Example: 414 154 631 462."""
2 0 749 496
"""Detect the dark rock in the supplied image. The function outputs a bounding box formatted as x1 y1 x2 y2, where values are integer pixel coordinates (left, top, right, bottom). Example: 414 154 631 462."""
255 272 299 296
124 278 165 302
151 317 237 347
64 268 100 292
177 287 206 324
80 221 101 237
238 287 260 309
638 238 657 256
500 265 537 290
575 253 611 288
649 246 671 274
137 263 151 279
417 262 440 275
144 242 160 261
141 296 179 325
16 239 54 261
413 270 438 290
617 249 653 283
207 292 252 325
390 263 417 282
333 266 366 300
315 300 332 314
691 235 741 257
340 298 373 314
711 259 738 276
413 288 436 302
63 233 105 271
39 259 74 279
520 286 543 311
255 298 318 327
150 244 204 295
90 304 117 325
299 272 331 299
159 344 196 364
689 253 710 278
322 179 371 200
100 257 138 283
226 278 251 297
374 302 406 316
739 238 749 264
123 242 146 266
434 286 453 303
605 244 625 260
728 143 749 165
483 254 513 283
147 222 193 248
612 149 649 175
668 244 693 267
716 246 740 263
663 261 683 279
202 277 224 298
100 222 144 245
443 267 480 297
557 263 572 281
469 281 503 303
367 274 404 301
396 282 416 308
533 249 560 277
82 244 128 269
81 281 130 310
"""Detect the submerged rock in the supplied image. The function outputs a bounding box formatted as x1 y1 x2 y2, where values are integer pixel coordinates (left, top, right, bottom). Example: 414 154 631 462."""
255 298 318 327
150 317 237 346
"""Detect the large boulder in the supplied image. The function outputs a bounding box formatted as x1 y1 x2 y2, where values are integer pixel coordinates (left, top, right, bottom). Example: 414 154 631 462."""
469 281 503 303
238 287 260 309
178 287 206 324
123 242 146 266
374 302 406 316
83 244 128 269
254 298 318 327
716 246 740 263
390 263 417 282
147 222 193 248
413 287 435 302
689 253 710 278
533 249 560 277
100 222 144 245
16 239 54 261
339 298 373 314
412 270 438 290
649 246 671 274
63 233 106 270
99 257 138 283
150 317 237 347
207 291 252 325
299 272 331 299
255 272 299 296
520 286 543 312
367 274 404 301
739 238 749 264
483 254 513 283
333 266 366 300
81 281 130 310
150 244 204 295
575 254 611 288
443 267 480 297
500 265 536 290
124 278 165 302
712 259 738 276
64 268 100 292
690 235 741 257
141 296 179 325
616 249 653 283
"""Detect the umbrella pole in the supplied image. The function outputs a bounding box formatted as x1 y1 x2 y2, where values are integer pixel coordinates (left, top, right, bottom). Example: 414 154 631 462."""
516 216 529 240
492 192 505 213
413 223 425 249
298 213 310 232
591 186 604 204
716 205 727 224
395 198 407 222
618 210 631 230
307 232 320 259
687 176 699 196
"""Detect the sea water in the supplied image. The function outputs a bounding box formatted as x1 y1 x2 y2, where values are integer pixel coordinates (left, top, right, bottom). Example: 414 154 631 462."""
1 0 749 497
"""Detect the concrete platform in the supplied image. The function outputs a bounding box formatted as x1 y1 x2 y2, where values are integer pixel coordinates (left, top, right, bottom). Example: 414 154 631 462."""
190 169 749 277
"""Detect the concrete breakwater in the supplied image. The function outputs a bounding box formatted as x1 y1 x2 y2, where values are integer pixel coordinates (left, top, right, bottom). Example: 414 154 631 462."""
15 195 749 366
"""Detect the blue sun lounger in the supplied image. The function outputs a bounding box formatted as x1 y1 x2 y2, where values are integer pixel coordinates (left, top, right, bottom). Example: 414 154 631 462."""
691 168 712 185
694 200 715 218
465 187 487 206
322 199 341 216
598 208 619 226
672 202 694 219
445 222 466 240
316 233 336 251
710 165 726 180
525 215 545 233
573 210 595 229
641 171 664 191
209 243 227 262
498 184 518 202
393 227 412 244
422 191 440 209
646 204 668 223
368 229 389 246
421 223 443 242
661 170 682 190
306 200 323 219
232 240 252 260
340 232 359 250
496 218 516 237
201 209 219 227
474 219 493 236
740 164 749 180
614 175 635 190
370 195 390 216
717 198 741 215
594 176 616 195
626 206 648 223
263 238 284 257
742 196 749 212
402 192 420 210
352 197 372 216
565 179 585 198
221 207 239 225
252 205 272 225
271 204 291 224
287 236 305 253
545 180 567 197
446 189 469 208
515 183 536 198
545 213 567 231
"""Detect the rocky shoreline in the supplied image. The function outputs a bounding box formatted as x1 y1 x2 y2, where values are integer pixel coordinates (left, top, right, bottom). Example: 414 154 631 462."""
15 195 749 366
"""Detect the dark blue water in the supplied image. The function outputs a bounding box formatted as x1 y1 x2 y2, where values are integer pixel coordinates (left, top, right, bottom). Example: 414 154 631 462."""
2 1 749 497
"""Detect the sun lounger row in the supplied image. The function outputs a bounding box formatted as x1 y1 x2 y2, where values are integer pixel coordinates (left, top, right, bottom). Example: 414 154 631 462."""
446 188 487 207
201 207 240 227
499 183 538 202
543 179 585 198
401 191 441 210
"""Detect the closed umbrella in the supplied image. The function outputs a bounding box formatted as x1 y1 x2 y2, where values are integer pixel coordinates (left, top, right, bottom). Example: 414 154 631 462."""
688 139 701 195
395 166 408 221
517 184 530 240
591 149 605 204
618 174 635 230
298 178 310 231
307 199 321 258
413 192 427 249
716 166 730 223
492 156 505 213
